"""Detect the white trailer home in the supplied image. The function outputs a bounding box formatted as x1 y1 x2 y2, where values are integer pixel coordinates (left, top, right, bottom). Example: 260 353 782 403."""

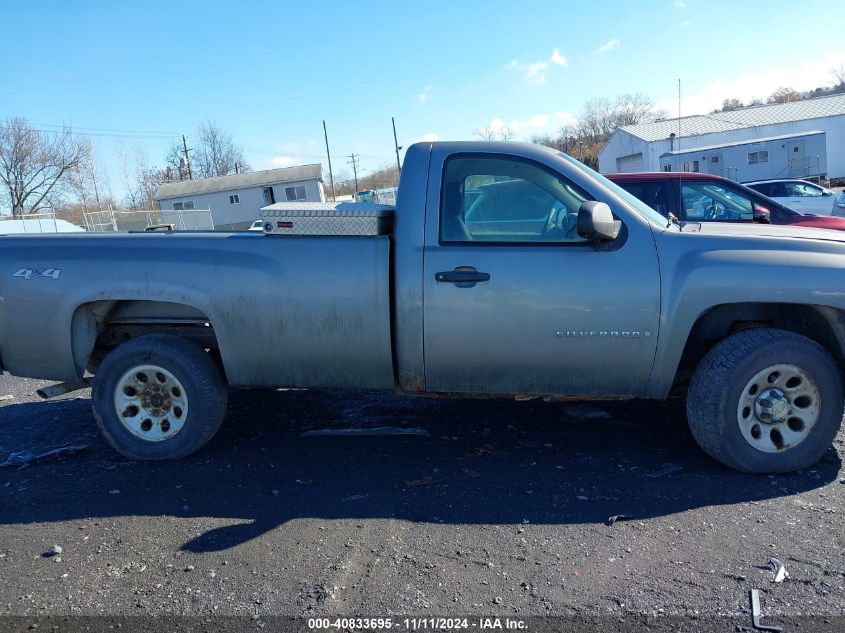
155 164 325 230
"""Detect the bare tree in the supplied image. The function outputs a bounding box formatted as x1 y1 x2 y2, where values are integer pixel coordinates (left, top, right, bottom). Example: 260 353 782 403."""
66 139 112 212
472 127 497 141
165 141 190 181
717 97 744 112
832 64 845 89
119 148 167 210
767 87 802 104
192 121 250 178
613 93 666 127
472 127 514 141
0 117 88 216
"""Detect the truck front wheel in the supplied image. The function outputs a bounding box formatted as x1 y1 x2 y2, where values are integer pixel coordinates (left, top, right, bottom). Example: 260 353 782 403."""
686 328 843 473
91 334 227 460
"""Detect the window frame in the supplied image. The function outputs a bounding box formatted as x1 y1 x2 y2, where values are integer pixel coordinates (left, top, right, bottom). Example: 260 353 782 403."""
285 185 307 201
228 193 240 205
437 153 623 248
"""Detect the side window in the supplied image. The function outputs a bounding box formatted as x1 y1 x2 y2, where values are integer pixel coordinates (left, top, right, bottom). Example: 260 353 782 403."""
786 182 823 197
616 181 672 217
680 182 754 222
440 156 593 243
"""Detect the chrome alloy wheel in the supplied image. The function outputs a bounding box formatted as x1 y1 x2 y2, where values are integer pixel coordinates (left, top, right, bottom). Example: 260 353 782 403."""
113 364 189 442
736 363 820 453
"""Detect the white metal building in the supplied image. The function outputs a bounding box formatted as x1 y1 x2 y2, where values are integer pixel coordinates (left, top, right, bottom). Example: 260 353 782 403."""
599 93 845 181
155 164 325 230
658 131 826 183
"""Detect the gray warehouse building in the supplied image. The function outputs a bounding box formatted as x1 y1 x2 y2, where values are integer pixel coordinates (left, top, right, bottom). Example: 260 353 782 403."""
599 93 845 182
155 164 325 230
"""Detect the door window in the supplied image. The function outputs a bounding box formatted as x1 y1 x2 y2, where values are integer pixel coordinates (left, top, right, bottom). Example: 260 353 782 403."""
615 181 673 217
754 182 786 197
440 156 593 243
680 182 754 222
784 182 823 197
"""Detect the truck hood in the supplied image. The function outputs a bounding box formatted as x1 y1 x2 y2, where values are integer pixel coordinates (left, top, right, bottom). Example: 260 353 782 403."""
678 221 845 245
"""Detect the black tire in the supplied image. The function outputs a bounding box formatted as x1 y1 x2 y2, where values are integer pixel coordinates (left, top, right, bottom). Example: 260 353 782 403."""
686 328 843 473
92 334 227 460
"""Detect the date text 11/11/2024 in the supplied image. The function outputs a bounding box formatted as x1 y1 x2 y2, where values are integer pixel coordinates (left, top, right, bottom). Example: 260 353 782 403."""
307 617 528 630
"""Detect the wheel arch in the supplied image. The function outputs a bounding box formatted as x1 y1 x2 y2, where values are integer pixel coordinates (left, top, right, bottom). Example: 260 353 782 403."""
670 302 845 395
71 299 226 380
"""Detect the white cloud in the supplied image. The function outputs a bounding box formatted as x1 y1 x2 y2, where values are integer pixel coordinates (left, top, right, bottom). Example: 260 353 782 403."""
674 0 686 7
417 85 433 103
525 61 548 84
680 19 691 27
596 38 621 53
506 49 567 84
528 114 550 128
270 155 298 168
421 132 439 142
555 111 578 127
654 52 845 117
480 112 572 139
550 48 567 66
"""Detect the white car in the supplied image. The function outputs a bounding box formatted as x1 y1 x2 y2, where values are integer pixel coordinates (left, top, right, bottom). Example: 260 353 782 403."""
833 190 845 217
745 179 837 215
248 219 265 231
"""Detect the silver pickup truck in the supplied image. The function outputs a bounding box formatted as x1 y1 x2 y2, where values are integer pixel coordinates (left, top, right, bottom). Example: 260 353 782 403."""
2 141 845 474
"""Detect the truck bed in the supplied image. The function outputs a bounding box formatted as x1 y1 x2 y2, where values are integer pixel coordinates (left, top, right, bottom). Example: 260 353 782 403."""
0 232 395 389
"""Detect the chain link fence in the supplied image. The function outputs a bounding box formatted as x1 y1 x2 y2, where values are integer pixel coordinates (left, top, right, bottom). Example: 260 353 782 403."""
83 208 214 232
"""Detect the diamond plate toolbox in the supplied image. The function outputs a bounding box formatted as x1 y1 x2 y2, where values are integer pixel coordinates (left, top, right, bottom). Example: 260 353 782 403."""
261 201 394 236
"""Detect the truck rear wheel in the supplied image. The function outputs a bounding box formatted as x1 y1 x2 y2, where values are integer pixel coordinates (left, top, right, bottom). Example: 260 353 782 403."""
686 328 843 473
92 334 227 460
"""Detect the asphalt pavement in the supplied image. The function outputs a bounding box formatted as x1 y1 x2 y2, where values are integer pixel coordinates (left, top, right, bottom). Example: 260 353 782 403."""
1 373 845 631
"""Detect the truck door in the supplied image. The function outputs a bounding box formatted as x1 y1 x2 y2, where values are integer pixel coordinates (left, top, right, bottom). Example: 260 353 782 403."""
422 152 661 397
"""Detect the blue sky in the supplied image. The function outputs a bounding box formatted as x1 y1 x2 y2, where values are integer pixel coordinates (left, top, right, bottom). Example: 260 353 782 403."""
2 0 843 198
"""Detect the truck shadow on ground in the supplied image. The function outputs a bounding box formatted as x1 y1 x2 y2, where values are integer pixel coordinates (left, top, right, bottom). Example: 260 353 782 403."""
1 388 841 553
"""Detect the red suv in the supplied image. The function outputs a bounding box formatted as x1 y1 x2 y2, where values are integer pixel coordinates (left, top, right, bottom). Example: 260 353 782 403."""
604 172 845 231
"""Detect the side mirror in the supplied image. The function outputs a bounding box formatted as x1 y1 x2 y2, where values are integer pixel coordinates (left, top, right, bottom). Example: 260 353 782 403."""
753 204 772 224
823 190 833 196
753 205 771 223
577 201 621 241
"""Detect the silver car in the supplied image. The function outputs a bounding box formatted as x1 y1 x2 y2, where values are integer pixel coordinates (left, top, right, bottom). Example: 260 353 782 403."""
746 179 837 215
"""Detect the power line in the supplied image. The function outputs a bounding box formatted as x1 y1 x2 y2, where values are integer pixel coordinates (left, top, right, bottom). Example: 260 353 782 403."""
28 122 183 136
0 123 181 140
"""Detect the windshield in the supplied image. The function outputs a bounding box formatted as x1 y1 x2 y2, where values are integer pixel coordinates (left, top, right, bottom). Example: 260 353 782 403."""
555 152 669 227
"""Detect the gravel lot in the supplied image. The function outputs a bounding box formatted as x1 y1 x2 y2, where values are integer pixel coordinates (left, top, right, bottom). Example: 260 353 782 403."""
2 372 845 631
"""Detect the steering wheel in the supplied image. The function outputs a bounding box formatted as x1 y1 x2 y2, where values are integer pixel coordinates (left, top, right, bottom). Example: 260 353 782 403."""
543 203 564 237
706 201 722 220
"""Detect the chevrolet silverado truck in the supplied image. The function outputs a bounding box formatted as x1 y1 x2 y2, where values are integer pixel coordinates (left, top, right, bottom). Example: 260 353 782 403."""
2 141 845 474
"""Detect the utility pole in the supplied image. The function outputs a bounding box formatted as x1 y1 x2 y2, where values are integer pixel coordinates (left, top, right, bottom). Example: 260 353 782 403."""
323 120 336 202
347 153 360 191
182 135 193 180
392 117 402 174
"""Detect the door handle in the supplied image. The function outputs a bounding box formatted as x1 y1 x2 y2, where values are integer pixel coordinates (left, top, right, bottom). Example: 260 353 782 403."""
435 266 490 287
